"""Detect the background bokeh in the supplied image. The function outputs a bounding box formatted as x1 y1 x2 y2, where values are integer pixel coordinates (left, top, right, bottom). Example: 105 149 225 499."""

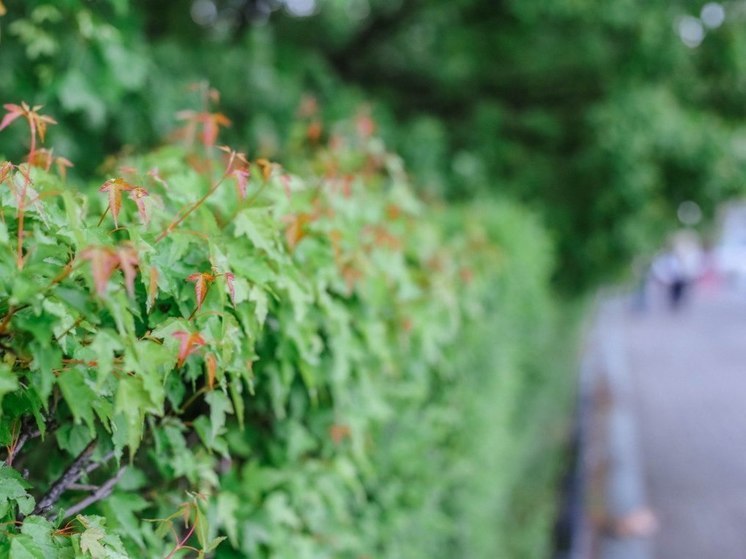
5 0 746 290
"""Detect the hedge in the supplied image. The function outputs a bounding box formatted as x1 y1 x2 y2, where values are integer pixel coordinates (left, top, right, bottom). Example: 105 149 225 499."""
0 99 571 558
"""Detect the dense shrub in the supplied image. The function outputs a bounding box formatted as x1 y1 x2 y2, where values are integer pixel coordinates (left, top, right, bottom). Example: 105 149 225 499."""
0 97 570 558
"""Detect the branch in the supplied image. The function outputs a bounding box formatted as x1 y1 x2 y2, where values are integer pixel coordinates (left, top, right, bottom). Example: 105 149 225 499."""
84 450 116 475
32 440 97 516
62 466 126 519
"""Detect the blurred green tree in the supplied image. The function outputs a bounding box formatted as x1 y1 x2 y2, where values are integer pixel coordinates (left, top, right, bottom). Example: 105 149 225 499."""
3 0 746 287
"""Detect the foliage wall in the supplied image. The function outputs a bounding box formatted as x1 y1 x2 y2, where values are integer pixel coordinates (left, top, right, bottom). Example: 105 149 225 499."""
0 85 571 558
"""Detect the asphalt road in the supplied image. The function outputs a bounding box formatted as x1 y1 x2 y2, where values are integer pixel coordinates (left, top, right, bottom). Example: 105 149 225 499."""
620 287 746 558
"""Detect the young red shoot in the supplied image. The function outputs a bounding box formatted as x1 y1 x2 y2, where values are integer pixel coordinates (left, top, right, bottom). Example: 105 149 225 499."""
98 178 146 227
0 102 57 161
128 187 151 225
172 331 207 368
186 272 216 313
79 245 140 297
176 110 231 148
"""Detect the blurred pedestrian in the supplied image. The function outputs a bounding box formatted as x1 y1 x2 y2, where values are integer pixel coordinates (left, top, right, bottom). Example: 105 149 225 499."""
651 230 703 310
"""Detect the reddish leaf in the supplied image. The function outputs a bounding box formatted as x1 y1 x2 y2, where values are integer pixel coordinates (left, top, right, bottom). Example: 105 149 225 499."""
330 424 351 444
55 156 73 180
28 148 53 171
204 113 231 147
256 158 272 181
186 272 215 312
172 331 206 367
34 113 56 143
307 121 322 143
79 247 120 297
176 111 231 148
116 245 139 298
147 167 168 189
0 105 23 132
1 103 56 143
79 245 140 297
128 187 151 224
223 272 236 307
231 169 250 200
98 178 137 227
284 213 312 251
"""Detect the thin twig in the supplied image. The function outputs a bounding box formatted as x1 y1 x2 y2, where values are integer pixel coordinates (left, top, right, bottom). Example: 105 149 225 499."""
68 483 100 492
155 171 229 243
62 466 126 519
32 440 97 516
164 521 197 559
84 450 116 475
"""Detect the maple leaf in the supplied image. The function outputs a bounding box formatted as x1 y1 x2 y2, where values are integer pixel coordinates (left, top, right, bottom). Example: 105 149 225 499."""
217 146 251 199
187 272 215 312
128 186 151 224
98 177 137 227
231 168 250 199
27 148 53 171
147 167 169 189
0 105 23 133
256 158 273 181
116 245 139 298
223 272 236 307
203 113 231 147
55 155 73 180
284 213 312 251
27 147 73 179
0 103 57 147
176 111 231 148
79 247 120 297
79 245 139 297
80 524 106 558
172 331 206 367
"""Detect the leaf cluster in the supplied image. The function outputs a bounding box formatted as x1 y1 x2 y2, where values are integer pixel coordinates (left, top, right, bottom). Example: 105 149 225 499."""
0 91 573 558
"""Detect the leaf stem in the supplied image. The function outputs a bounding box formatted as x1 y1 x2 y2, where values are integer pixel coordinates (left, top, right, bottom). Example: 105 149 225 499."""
155 171 229 243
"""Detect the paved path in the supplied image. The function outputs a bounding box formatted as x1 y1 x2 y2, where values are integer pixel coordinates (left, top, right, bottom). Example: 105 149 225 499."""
607 289 746 559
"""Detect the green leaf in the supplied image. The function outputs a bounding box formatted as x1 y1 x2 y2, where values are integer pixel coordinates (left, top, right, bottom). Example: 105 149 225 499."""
90 330 122 388
234 209 283 261
114 377 149 457
0 365 19 418
0 465 34 517
12 516 56 559
102 493 148 548
9 535 45 559
80 524 106 558
206 391 232 442
216 493 239 547
57 369 97 435
28 343 60 404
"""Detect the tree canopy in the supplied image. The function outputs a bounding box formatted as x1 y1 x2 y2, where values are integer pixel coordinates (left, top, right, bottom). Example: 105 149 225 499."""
2 0 745 284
